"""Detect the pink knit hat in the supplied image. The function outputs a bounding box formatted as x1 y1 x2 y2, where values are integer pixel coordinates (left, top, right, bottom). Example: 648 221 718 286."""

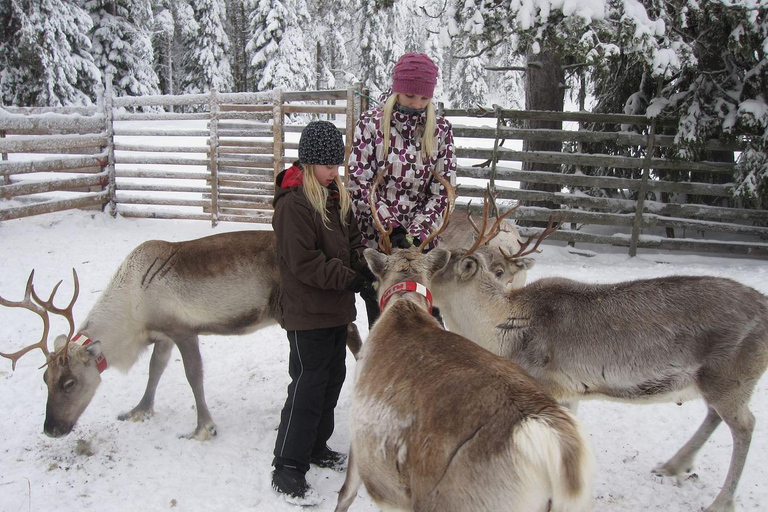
391 53 438 98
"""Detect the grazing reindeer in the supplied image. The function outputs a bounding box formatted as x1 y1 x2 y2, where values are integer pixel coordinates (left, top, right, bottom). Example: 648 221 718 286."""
334 171 594 512
427 223 768 512
1 230 283 440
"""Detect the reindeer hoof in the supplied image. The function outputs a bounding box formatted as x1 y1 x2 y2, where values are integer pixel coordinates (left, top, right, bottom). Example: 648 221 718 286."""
183 423 218 441
118 407 154 422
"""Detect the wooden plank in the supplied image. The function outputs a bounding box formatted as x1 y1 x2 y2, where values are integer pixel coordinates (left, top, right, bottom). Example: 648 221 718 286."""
0 134 107 153
1 153 109 176
118 210 213 221
0 116 105 134
116 183 209 193
118 155 207 165
459 166 732 196
1 172 108 198
443 108 679 128
115 195 208 207
0 192 108 221
282 90 348 101
282 105 347 115
114 128 209 136
114 112 210 121
116 169 209 179
114 143 209 153
459 147 736 174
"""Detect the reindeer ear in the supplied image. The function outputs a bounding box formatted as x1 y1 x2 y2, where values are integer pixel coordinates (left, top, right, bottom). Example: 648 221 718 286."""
82 340 103 363
53 334 68 352
457 255 480 280
364 248 387 278
511 257 536 270
425 248 450 274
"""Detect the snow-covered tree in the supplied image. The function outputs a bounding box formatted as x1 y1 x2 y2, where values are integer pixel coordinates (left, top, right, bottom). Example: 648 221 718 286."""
356 0 395 96
0 0 100 106
245 0 313 92
178 0 232 94
309 0 353 90
151 0 175 95
84 0 160 97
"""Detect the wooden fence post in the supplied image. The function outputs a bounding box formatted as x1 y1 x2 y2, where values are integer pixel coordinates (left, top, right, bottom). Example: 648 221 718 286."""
104 73 117 217
209 88 220 227
344 85 357 186
273 90 284 179
1 130 8 185
490 104 503 192
629 117 657 257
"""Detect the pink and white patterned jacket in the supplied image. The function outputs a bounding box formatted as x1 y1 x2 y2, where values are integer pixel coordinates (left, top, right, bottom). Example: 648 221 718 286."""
347 103 456 249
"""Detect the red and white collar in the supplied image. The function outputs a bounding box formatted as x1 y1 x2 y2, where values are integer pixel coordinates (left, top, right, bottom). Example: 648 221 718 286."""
71 333 108 374
379 281 433 314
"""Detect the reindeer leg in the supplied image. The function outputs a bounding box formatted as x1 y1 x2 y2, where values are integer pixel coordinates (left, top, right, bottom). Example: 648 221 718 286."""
703 402 755 512
334 447 362 512
346 323 363 359
174 333 217 440
118 336 173 422
653 405 721 477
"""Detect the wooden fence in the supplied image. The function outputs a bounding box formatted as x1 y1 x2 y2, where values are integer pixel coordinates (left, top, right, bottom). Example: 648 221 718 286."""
1 87 767 258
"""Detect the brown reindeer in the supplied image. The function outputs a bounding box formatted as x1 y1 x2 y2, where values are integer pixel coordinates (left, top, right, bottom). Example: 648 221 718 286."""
334 171 594 512
425 228 768 512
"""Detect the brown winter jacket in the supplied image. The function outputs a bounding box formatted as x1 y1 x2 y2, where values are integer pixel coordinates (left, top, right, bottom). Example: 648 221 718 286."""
272 164 367 331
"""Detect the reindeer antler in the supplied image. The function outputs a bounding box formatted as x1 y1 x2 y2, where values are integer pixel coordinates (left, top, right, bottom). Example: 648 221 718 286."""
0 269 79 370
465 186 519 256
417 167 458 251
502 216 561 258
32 269 79 363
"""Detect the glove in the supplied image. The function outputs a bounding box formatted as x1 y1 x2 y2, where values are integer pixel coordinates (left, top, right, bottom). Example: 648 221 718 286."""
389 227 412 249
346 272 372 293
357 262 376 283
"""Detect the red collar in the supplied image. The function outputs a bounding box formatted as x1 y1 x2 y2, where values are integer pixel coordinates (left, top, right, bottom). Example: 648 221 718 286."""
71 334 107 374
379 281 433 314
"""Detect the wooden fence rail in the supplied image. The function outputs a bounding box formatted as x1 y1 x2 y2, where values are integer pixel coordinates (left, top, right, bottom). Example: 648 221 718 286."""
1 88 767 258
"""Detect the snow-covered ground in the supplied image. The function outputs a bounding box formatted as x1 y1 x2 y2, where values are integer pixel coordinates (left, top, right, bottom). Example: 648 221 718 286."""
0 209 766 512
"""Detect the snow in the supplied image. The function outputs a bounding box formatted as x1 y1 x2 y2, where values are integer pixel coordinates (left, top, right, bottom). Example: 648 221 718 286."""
0 208 767 511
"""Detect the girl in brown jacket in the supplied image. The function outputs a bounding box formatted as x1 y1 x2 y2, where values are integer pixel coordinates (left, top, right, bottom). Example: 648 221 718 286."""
270 120 371 505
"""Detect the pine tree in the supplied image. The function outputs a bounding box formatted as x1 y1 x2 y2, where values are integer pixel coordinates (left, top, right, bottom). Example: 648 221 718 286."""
309 0 353 90
446 0 488 108
356 0 395 95
179 0 233 94
245 0 313 92
0 0 100 106
84 0 160 98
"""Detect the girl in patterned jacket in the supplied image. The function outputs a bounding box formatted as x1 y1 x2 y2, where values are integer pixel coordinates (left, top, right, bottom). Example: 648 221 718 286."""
347 52 456 326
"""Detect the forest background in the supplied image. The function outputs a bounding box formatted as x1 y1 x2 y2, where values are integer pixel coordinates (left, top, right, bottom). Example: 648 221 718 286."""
1 0 767 206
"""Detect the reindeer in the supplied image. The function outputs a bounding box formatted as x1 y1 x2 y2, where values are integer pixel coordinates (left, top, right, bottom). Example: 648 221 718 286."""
0 231 285 440
425 216 768 512
334 170 594 512
441 190 535 291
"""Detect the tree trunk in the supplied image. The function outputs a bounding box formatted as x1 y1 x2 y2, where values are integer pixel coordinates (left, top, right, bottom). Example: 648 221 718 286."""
521 50 564 225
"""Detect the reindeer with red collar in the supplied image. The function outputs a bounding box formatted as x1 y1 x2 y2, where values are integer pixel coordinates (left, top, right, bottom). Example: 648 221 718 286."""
334 171 594 512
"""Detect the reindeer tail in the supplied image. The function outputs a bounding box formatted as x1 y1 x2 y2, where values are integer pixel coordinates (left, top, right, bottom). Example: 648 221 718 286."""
514 409 594 512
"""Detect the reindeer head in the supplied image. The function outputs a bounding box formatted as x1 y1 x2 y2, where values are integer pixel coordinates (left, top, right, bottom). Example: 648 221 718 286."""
1 270 103 438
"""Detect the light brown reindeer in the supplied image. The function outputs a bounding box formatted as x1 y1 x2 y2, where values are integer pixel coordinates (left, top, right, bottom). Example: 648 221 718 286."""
425 221 768 512
441 188 536 291
334 171 594 512
0 230 284 440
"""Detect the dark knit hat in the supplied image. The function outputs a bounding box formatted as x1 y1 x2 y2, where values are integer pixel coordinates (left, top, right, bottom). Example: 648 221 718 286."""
392 53 439 98
298 121 345 165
